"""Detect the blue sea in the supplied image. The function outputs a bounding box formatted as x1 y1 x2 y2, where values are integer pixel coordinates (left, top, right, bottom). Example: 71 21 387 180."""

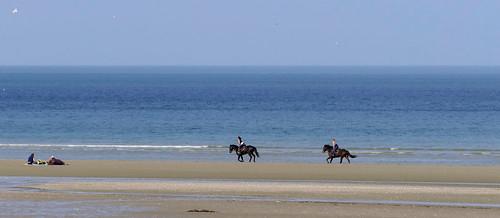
1 66 499 164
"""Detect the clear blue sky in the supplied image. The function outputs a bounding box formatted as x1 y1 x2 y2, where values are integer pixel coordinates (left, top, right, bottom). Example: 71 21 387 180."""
1 0 499 66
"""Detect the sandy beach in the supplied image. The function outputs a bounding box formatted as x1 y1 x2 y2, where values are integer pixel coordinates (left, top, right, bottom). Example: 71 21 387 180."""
2 160 500 182
1 160 500 217
3 191 500 218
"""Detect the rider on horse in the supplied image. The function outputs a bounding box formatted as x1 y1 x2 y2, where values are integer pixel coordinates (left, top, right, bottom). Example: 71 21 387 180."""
237 136 247 153
332 137 339 156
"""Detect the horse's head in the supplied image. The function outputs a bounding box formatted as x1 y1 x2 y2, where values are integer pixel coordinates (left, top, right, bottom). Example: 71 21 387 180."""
322 144 331 153
229 144 237 153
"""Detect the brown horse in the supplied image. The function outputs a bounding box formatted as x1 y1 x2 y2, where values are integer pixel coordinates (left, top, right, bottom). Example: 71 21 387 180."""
322 144 357 164
229 144 260 162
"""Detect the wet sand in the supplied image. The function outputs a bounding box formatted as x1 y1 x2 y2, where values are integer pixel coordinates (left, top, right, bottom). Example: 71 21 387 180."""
2 160 500 183
2 190 500 218
28 179 500 204
2 160 500 217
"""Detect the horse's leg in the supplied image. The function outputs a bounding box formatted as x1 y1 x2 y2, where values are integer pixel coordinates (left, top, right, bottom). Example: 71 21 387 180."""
248 154 252 162
346 156 351 164
329 156 333 163
252 152 256 162
340 156 343 164
238 154 244 162
326 157 330 164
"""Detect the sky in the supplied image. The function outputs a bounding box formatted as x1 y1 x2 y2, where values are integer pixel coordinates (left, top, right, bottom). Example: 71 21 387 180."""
1 0 499 66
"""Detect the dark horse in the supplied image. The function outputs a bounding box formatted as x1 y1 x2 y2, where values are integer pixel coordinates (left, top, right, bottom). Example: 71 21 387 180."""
322 144 357 164
229 144 260 162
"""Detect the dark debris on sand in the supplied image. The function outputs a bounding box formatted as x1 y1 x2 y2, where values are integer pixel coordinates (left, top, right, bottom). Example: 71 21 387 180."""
187 209 216 213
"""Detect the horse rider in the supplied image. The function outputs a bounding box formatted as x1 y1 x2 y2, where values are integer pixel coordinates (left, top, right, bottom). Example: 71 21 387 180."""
237 136 247 153
332 137 339 156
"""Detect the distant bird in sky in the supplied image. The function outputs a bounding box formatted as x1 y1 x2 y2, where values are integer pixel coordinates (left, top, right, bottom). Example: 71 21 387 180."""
11 8 19 15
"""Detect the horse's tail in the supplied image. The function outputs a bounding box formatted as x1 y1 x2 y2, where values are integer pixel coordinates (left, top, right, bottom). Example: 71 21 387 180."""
349 153 357 158
254 148 260 158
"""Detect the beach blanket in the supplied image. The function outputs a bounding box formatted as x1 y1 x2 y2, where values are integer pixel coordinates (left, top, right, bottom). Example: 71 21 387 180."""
25 160 48 166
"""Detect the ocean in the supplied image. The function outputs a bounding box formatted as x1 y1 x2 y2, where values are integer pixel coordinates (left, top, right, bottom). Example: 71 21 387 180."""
1 66 499 164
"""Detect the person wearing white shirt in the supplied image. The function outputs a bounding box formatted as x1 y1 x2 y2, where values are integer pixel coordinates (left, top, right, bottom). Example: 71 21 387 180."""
332 137 339 156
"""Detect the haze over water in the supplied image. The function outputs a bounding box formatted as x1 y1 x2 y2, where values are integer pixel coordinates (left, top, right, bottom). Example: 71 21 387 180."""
1 66 499 164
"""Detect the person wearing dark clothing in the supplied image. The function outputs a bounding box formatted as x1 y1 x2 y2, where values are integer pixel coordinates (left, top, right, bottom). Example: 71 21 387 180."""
27 153 35 165
48 156 65 165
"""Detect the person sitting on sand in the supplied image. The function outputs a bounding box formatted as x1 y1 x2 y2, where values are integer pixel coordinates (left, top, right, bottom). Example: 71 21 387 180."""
48 155 65 165
26 153 35 165
332 138 339 156
237 136 247 153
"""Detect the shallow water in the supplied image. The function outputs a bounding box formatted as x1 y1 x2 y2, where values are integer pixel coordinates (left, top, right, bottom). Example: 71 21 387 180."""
0 200 146 217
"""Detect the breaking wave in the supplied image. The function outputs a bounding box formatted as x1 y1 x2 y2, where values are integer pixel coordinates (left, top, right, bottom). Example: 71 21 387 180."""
0 144 212 150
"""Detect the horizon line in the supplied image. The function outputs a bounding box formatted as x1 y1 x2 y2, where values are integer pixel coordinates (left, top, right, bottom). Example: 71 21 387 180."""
1 65 500 68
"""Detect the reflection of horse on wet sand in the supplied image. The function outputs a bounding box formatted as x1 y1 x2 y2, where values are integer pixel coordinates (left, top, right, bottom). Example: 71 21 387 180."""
229 144 260 162
322 144 357 164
